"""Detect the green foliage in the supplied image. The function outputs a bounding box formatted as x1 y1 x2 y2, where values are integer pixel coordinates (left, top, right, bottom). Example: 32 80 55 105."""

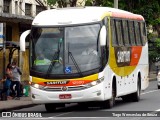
149 38 160 63
45 0 57 6
85 0 92 6
85 0 113 7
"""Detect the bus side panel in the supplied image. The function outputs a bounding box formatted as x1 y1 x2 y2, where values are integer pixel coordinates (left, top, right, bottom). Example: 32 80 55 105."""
138 43 149 90
101 66 112 100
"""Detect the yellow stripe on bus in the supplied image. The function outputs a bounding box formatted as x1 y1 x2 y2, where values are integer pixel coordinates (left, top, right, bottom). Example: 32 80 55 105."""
100 12 112 20
32 73 98 83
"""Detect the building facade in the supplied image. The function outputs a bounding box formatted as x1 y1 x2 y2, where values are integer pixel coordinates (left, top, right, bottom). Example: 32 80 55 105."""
0 0 46 80
0 0 85 81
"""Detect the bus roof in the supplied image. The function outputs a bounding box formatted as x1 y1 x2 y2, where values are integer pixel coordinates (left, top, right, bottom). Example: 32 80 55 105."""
32 6 144 26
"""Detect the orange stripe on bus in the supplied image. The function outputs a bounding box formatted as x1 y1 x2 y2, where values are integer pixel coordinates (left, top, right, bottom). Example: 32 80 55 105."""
39 80 92 86
130 46 142 66
112 12 144 20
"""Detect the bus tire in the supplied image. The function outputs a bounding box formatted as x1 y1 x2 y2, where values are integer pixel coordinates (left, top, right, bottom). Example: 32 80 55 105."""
103 83 116 109
78 102 88 110
122 95 132 102
45 103 56 112
132 76 141 102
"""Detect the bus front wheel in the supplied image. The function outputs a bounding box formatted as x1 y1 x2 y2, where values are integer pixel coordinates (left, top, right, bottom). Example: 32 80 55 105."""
45 103 56 112
103 85 116 109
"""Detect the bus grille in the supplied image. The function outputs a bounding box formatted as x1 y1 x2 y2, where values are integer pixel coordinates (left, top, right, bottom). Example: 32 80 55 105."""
42 85 88 91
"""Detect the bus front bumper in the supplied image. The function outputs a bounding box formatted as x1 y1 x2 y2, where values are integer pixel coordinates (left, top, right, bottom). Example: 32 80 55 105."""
30 83 105 104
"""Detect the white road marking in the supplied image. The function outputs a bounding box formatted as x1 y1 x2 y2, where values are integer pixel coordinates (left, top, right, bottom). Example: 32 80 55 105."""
141 89 159 95
50 112 73 117
155 109 160 111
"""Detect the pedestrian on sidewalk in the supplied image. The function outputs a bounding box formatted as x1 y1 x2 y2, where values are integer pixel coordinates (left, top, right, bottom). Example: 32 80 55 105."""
0 63 13 100
10 60 22 100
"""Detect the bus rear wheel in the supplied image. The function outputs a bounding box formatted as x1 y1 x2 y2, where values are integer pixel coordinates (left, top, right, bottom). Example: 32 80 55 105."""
45 103 57 112
132 78 141 102
122 76 141 102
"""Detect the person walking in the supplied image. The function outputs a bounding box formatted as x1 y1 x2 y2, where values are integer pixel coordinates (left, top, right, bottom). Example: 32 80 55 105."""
10 61 22 100
0 63 13 100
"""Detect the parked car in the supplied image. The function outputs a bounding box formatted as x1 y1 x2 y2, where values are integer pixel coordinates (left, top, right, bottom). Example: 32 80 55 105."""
157 71 160 89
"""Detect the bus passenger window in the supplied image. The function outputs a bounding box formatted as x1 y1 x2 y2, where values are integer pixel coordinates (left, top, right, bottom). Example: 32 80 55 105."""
134 21 141 46
115 20 123 46
129 21 136 46
111 19 118 46
122 20 130 46
140 22 147 45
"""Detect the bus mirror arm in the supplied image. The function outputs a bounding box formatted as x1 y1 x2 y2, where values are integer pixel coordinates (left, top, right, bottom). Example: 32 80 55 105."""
99 26 106 46
20 30 31 51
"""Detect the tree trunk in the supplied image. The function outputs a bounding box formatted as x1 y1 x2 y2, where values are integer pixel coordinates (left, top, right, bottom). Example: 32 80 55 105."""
155 24 160 37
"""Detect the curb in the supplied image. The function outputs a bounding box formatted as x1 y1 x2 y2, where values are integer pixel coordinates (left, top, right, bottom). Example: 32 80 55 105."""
0 103 37 112
149 78 156 81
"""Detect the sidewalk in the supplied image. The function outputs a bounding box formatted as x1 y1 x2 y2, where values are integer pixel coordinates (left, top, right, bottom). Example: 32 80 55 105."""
0 73 157 112
149 71 157 81
0 95 35 112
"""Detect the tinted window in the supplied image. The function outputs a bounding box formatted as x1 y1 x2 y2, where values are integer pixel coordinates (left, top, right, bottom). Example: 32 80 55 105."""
129 21 136 45
111 19 118 46
115 20 123 46
134 21 141 45
122 20 130 46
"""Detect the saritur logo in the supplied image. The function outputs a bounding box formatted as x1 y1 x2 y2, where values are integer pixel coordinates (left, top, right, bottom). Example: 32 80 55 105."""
45 81 69 85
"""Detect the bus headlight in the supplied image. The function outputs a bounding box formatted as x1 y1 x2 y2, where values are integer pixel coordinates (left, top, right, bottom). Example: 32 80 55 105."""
31 82 44 89
86 77 104 87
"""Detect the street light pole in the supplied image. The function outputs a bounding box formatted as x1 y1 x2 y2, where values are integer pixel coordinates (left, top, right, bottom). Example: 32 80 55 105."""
114 0 118 8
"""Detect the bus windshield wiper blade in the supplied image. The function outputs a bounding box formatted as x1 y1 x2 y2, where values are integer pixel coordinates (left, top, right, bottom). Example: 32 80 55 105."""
68 51 83 77
45 39 62 78
45 51 59 78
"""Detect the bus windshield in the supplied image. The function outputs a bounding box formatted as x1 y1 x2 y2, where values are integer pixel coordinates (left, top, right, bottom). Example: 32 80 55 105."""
30 24 101 77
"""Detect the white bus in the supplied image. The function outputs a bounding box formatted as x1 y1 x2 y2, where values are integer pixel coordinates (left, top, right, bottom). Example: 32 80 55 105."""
20 7 149 112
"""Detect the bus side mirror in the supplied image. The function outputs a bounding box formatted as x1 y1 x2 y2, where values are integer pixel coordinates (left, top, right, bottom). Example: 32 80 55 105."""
20 30 31 51
99 26 106 46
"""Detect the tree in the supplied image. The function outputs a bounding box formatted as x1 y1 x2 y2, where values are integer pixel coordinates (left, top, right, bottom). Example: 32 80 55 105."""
119 0 160 37
45 0 77 8
85 0 113 7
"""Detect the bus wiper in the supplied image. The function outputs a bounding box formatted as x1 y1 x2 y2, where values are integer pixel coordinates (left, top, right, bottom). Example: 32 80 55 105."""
45 51 59 78
68 43 83 77
45 39 62 78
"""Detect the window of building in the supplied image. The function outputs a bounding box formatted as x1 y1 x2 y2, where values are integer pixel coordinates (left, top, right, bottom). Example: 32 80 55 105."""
6 25 12 41
36 5 46 15
15 1 18 14
3 0 11 13
25 3 32 16
19 2 22 15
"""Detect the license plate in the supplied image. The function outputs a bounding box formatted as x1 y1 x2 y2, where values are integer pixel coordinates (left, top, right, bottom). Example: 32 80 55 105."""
59 94 72 99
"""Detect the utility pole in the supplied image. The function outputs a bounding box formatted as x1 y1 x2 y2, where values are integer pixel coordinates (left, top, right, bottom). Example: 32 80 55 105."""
114 0 118 8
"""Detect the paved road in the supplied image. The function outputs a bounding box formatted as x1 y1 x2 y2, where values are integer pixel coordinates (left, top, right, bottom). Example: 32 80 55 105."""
12 80 160 120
